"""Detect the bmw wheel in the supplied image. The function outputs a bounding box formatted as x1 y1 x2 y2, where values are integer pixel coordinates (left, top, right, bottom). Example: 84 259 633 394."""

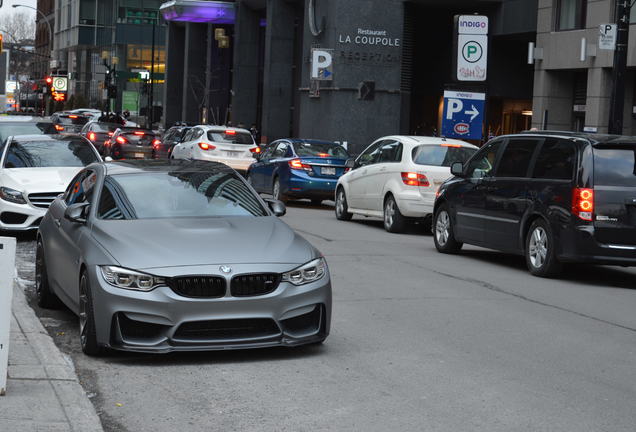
433 204 463 253
525 219 562 277
79 272 103 356
335 188 353 221
35 240 61 309
383 195 406 233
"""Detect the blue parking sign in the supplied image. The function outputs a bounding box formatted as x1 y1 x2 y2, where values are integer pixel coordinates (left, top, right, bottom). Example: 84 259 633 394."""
441 91 485 140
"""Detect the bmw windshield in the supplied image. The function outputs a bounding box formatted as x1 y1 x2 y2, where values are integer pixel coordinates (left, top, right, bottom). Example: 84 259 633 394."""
98 171 268 220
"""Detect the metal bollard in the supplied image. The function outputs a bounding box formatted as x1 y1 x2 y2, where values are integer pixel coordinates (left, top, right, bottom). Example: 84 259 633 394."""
0 237 16 396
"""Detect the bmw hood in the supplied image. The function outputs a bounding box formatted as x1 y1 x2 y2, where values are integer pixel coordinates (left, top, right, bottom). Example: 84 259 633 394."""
1 167 81 194
91 216 316 270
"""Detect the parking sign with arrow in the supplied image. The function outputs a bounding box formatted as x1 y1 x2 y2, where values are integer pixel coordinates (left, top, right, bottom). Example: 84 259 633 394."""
441 90 486 140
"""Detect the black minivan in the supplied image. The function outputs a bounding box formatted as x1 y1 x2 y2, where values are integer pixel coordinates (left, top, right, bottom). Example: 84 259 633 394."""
433 132 636 277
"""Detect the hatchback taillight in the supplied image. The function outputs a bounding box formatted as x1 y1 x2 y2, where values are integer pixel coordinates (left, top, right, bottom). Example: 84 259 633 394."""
249 147 261 154
572 188 594 221
401 172 430 187
116 136 127 144
199 142 216 151
54 125 64 131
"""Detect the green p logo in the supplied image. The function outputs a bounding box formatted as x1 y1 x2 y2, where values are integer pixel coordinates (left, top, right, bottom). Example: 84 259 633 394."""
462 41 483 63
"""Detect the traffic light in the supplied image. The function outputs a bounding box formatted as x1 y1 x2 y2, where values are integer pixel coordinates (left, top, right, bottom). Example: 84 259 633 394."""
45 77 53 85
52 92 66 102
108 85 117 99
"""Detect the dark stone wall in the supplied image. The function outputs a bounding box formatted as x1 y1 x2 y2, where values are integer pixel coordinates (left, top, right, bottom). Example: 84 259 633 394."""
163 22 185 128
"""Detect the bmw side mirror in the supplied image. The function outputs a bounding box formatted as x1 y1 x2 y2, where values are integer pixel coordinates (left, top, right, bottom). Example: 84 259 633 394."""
451 162 464 177
265 198 286 217
345 158 355 169
64 203 89 224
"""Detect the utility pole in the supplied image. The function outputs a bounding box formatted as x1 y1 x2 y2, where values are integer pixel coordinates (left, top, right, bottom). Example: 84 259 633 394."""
608 0 632 134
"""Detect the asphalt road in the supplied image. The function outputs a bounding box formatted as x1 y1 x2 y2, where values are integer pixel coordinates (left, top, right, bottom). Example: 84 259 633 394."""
14 202 636 432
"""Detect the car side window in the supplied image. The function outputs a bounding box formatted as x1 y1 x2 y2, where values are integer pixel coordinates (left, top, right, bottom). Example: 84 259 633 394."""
532 138 576 180
272 142 288 159
377 140 403 163
182 129 195 142
357 142 383 167
65 170 97 206
495 138 541 178
466 140 504 179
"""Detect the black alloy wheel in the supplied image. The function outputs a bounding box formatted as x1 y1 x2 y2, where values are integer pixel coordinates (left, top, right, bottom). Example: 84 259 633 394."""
35 240 61 309
79 273 103 356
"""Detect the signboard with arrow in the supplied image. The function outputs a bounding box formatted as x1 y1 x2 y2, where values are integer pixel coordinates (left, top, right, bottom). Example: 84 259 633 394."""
442 90 485 140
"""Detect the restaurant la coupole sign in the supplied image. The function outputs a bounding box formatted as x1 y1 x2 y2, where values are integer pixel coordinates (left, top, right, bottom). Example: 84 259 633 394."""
454 15 489 82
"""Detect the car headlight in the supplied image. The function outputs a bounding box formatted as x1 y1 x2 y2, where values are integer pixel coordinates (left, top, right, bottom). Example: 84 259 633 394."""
0 187 27 204
100 266 166 291
282 258 327 286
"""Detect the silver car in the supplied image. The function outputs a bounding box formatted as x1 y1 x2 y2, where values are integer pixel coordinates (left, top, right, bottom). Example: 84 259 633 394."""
36 160 332 355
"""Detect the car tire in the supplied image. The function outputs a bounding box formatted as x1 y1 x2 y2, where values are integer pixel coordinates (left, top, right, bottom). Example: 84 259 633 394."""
525 219 562 278
272 177 287 203
335 188 353 221
433 204 463 253
35 240 62 309
383 195 407 233
79 272 103 356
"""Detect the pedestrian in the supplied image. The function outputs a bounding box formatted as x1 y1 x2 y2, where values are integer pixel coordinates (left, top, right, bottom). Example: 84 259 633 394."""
250 123 260 142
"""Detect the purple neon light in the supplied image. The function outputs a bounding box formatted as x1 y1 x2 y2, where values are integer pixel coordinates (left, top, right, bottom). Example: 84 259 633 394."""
161 2 236 24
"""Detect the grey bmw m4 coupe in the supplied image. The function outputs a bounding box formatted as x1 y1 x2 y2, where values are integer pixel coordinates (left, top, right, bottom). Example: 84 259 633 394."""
36 160 331 355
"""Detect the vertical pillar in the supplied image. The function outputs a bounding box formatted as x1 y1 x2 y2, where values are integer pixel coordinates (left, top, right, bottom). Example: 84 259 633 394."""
531 70 573 130
231 2 261 129
585 68 612 133
163 22 185 128
182 23 208 124
261 0 296 142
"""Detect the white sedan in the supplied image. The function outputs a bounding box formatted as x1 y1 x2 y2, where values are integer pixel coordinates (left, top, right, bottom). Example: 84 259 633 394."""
171 125 259 172
335 136 478 233
0 134 101 233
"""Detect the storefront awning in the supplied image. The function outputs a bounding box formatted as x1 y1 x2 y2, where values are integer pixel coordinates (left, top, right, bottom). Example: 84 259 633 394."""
160 1 236 24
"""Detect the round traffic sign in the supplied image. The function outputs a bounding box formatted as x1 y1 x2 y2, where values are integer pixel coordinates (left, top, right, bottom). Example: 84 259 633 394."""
462 41 483 63
52 77 67 91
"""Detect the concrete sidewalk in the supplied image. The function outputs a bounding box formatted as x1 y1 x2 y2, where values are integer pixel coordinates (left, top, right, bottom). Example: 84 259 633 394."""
0 283 103 432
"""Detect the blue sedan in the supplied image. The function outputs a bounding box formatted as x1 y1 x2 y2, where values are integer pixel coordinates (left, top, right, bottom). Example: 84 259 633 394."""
247 139 350 204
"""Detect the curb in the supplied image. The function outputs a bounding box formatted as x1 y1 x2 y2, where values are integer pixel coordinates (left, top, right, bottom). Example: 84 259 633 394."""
11 282 104 432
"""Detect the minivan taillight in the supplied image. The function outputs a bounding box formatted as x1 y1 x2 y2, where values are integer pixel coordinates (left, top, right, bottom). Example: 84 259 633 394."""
401 172 430 187
572 188 594 221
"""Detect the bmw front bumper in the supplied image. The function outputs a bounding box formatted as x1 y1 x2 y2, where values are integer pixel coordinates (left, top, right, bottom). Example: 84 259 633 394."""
88 263 332 353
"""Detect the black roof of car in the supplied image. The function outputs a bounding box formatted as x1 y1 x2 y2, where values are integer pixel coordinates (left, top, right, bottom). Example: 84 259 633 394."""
102 159 233 176
514 130 636 145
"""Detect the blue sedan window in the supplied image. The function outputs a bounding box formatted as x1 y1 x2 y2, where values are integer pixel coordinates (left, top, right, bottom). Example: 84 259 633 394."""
294 143 349 158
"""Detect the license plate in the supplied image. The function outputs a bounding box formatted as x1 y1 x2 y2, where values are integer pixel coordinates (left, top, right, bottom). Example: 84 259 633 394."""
134 153 145 158
321 167 336 175
225 151 239 157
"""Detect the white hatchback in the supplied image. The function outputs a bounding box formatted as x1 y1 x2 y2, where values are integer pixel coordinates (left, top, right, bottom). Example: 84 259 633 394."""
335 136 478 233
171 125 258 172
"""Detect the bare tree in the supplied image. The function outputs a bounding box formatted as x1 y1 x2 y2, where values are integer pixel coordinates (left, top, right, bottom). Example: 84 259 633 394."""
0 11 36 42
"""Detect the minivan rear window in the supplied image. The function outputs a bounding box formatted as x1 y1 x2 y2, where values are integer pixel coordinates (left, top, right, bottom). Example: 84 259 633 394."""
594 147 636 187
412 145 476 167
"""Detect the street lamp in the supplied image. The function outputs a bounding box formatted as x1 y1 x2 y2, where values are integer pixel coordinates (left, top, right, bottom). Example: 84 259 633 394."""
12 4 53 60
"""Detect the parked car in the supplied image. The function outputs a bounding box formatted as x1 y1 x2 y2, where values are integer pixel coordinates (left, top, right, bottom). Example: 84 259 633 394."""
0 134 101 233
50 112 90 133
434 131 636 277
105 128 162 160
171 125 258 173
80 122 120 155
335 136 477 233
248 139 350 205
160 125 192 159
35 159 332 355
0 116 57 143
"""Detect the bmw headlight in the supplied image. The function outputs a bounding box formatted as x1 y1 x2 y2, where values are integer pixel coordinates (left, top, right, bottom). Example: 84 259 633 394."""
282 258 327 286
0 187 26 204
100 266 166 291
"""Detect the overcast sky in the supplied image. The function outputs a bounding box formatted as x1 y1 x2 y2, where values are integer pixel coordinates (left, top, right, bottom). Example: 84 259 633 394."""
0 0 37 20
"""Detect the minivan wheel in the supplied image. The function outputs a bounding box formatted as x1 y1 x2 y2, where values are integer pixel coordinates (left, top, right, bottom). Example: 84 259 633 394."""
35 240 61 309
433 204 463 253
79 273 103 356
525 219 562 277
384 195 407 233
335 188 353 221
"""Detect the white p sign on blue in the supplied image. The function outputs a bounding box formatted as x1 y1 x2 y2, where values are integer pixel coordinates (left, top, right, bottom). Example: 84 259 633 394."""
442 90 486 140
311 49 333 81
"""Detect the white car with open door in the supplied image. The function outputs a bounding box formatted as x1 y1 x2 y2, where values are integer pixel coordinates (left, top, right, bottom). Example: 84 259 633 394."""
334 136 478 233
171 125 259 173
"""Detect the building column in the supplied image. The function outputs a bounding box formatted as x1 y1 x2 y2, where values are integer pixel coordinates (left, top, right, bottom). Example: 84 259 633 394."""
231 2 261 130
163 22 185 128
182 23 208 124
531 70 573 130
261 0 296 142
585 67 612 134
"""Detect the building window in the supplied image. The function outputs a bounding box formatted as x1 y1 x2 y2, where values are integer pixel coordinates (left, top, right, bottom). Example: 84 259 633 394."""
118 7 160 25
556 0 586 31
